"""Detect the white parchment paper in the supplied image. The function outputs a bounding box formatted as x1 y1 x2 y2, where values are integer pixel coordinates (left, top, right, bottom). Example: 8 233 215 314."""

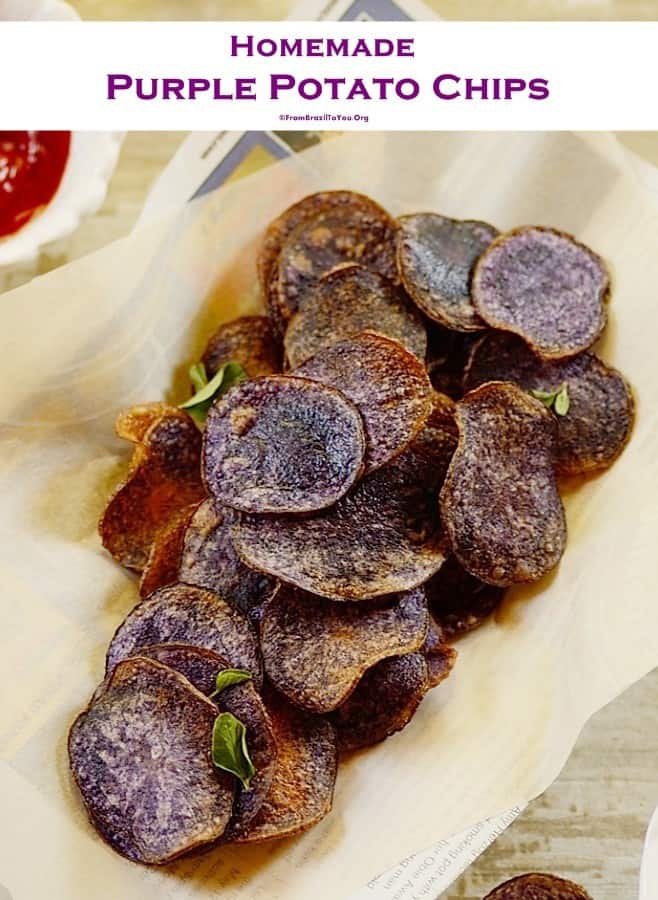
0 132 656 900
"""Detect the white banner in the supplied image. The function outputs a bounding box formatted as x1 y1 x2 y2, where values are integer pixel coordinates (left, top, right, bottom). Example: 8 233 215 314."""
1 21 658 130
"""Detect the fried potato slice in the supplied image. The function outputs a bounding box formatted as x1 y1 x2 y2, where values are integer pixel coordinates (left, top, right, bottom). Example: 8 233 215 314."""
426 323 483 400
276 199 398 321
106 584 262 685
295 332 433 473
440 382 566 586
425 555 505 641
284 265 427 369
232 689 337 843
483 873 593 899
472 226 609 360
202 375 366 514
259 585 429 713
201 315 282 380
421 618 458 687
100 404 205 572
397 213 498 332
69 657 234 865
330 653 430 752
139 503 200 598
257 190 384 302
179 499 278 617
136 643 277 838
464 332 634 476
235 444 446 601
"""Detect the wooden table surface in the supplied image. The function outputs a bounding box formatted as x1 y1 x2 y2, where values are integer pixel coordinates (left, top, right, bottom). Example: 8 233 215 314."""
4 2 658 898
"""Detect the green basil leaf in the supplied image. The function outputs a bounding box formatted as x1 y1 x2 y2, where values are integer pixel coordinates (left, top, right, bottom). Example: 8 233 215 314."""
554 383 570 416
180 361 247 424
189 361 209 393
529 386 559 406
209 668 252 699
211 712 256 790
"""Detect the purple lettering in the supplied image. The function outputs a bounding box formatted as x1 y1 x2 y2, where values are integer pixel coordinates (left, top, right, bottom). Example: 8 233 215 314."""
107 73 132 100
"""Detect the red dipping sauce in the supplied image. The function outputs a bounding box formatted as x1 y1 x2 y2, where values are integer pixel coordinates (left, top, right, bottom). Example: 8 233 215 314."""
0 131 71 239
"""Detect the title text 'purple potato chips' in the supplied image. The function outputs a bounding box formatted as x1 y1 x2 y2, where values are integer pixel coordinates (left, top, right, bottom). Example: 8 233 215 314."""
202 375 366 514
440 382 567 586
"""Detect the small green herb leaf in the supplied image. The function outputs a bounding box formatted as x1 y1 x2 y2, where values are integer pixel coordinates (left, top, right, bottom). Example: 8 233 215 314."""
209 668 252 699
180 360 247 424
553 383 570 416
211 712 255 790
529 382 570 417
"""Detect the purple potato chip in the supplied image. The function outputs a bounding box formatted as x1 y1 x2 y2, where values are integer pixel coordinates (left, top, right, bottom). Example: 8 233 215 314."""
440 382 567 586
135 643 277 837
257 190 386 305
397 213 498 332
276 200 398 321
295 331 433 473
234 441 446 602
232 689 337 843
201 315 282 380
105 584 262 685
464 331 634 476
330 653 430 751
69 657 234 865
425 555 505 640
284 265 427 369
472 226 609 360
259 584 429 713
202 375 366 514
483 873 593 899
179 499 279 616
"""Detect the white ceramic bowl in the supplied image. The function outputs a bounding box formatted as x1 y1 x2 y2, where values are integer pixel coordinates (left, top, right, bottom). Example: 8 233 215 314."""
0 0 124 267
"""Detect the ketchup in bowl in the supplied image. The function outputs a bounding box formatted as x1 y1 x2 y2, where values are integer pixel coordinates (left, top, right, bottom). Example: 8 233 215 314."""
0 131 71 239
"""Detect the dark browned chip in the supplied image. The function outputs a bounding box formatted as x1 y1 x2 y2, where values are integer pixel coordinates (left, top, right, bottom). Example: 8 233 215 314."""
233 689 337 843
440 382 566 586
259 584 429 713
483 873 593 899
235 442 446 601
105 583 262 685
426 323 483 400
276 199 398 322
257 190 385 300
179 499 279 617
472 226 609 360
397 213 498 332
425 555 505 641
217 679 278 840
420 618 458 687
464 332 634 476
139 503 200 598
295 332 433 473
284 265 427 369
400 389 457 485
136 643 277 838
330 653 430 752
69 657 234 865
201 315 282 380
100 404 205 572
202 375 365 514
